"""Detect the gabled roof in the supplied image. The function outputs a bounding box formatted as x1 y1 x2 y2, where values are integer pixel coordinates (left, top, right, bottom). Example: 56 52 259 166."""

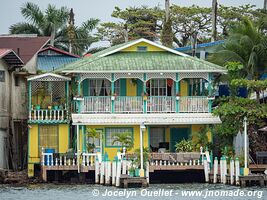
37 46 80 71
0 48 23 66
38 46 80 58
57 38 226 73
27 73 71 82
0 35 50 64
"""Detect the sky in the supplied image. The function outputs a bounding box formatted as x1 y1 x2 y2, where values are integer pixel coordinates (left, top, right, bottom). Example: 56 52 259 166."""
0 0 263 34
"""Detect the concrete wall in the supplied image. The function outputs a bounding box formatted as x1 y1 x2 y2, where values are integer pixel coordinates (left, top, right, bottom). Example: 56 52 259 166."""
0 129 7 169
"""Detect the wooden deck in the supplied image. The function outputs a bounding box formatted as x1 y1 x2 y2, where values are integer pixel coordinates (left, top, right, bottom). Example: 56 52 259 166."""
239 175 267 187
120 175 148 188
249 164 267 172
149 165 203 172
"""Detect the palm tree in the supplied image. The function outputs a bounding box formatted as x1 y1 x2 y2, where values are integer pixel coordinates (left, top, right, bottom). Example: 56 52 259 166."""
209 18 267 80
9 2 99 55
112 132 133 151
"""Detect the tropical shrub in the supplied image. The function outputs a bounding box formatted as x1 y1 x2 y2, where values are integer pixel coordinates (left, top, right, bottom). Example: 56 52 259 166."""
175 139 193 152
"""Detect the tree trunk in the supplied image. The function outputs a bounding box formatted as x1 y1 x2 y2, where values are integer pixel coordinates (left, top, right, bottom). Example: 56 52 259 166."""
50 24 56 46
211 0 218 42
165 0 170 23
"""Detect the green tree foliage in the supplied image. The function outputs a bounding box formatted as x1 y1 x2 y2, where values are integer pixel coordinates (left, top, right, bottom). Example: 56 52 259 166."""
212 97 267 152
112 132 133 150
209 18 267 80
10 2 99 55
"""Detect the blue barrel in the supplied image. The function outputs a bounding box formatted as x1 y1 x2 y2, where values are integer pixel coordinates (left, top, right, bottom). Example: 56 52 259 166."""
44 148 55 165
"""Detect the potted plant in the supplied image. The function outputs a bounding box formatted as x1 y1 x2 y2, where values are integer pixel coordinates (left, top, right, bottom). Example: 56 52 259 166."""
176 92 180 100
142 92 148 101
129 166 135 177
111 92 117 101
132 147 149 177
175 139 193 152
52 101 59 110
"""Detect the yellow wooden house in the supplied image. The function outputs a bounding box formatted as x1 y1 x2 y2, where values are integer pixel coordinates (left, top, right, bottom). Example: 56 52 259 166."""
27 38 225 177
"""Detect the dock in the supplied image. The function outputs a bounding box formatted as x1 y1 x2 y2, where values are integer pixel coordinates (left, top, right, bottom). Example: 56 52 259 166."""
120 175 148 188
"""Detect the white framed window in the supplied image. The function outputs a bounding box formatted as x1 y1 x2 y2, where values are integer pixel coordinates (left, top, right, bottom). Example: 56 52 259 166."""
105 127 133 147
89 79 120 96
150 127 165 148
86 129 102 152
149 79 167 96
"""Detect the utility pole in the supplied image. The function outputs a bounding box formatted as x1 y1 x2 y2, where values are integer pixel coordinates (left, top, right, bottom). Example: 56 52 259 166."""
264 0 267 11
161 0 173 47
211 0 218 42
68 8 75 54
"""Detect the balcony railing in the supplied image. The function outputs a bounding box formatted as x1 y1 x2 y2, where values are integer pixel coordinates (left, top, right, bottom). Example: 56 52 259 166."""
115 96 143 113
147 96 176 113
179 96 209 113
29 109 68 121
82 96 111 113
79 96 209 114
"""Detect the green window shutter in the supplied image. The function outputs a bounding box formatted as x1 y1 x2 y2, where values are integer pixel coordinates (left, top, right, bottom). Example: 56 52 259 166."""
82 80 89 96
120 79 127 96
136 79 143 96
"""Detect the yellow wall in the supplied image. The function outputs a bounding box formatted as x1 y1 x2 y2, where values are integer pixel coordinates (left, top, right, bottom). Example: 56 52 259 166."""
122 42 165 52
28 124 69 163
180 80 188 96
126 79 137 96
86 125 148 160
28 124 39 163
59 124 69 153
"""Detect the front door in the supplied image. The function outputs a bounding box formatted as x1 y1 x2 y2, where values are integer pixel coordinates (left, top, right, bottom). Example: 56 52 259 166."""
170 128 190 152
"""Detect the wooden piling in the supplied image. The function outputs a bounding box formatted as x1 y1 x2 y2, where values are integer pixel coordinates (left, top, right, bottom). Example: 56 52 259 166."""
112 159 117 186
235 157 240 185
95 157 100 184
204 156 209 182
115 159 122 187
220 157 223 183
213 157 218 183
230 159 234 185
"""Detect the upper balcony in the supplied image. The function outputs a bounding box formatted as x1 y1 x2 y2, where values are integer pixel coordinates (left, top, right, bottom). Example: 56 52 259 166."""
80 95 210 114
74 74 215 115
27 73 71 123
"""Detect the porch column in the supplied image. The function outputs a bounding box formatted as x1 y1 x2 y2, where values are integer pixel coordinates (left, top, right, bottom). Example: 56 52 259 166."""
175 73 180 113
28 81 32 119
143 73 147 113
208 73 212 112
77 76 81 113
76 124 80 173
82 125 86 153
111 73 115 113
65 81 69 110
140 122 146 177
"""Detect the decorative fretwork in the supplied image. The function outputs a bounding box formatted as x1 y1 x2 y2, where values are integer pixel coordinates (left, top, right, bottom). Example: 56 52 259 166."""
114 72 144 81
178 72 209 82
28 73 70 82
79 73 112 83
146 72 177 81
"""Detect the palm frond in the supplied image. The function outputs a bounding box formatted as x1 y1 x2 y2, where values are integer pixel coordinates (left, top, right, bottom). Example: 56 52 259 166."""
9 22 41 35
21 2 44 27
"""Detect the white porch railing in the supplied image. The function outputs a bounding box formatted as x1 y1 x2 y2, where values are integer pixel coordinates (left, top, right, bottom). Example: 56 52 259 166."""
114 96 143 113
179 96 209 113
29 109 67 121
147 96 176 113
41 152 97 167
80 96 209 114
82 96 111 113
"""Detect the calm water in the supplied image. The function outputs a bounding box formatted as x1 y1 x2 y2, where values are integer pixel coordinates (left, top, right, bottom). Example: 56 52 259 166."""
0 183 266 200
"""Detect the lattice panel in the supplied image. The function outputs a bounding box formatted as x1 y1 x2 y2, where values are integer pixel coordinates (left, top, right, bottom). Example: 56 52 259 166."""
31 81 66 103
146 72 176 81
80 73 112 83
178 72 209 82
114 72 144 81
32 75 69 82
